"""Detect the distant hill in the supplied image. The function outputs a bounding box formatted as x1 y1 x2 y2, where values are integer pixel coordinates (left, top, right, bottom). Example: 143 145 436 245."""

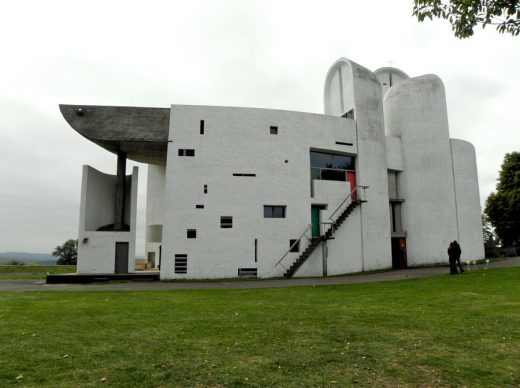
0 252 55 265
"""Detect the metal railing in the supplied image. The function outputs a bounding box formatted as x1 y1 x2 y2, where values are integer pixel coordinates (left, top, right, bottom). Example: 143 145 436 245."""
274 185 368 272
311 167 355 181
275 224 312 270
328 185 368 222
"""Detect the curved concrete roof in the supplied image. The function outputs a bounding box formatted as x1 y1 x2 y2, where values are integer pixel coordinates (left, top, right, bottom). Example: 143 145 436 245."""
60 104 170 164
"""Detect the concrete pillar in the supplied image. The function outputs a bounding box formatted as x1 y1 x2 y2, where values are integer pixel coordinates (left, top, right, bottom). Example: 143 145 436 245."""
114 151 127 230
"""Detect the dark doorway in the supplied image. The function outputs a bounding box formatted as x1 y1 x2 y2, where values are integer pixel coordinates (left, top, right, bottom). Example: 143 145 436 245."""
391 238 407 270
115 242 129 274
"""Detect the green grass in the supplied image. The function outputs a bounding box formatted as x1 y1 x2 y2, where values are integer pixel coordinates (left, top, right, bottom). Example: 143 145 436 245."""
0 265 76 280
1 268 519 387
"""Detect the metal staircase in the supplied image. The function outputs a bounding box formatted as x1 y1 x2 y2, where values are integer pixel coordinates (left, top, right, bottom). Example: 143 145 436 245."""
275 186 367 278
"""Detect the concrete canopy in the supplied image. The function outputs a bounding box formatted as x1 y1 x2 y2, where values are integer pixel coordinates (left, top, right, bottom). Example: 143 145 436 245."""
60 104 170 164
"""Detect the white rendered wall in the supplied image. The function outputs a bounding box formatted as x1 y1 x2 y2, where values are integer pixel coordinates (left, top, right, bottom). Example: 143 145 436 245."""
450 139 485 260
385 136 404 172
374 67 410 98
324 58 392 271
145 163 166 267
384 75 458 265
77 165 138 273
161 105 364 279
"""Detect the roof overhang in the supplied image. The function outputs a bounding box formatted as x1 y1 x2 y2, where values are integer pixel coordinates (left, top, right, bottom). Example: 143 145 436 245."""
60 104 170 164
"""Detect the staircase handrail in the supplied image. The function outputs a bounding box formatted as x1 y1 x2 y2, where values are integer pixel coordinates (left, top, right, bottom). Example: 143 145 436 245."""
275 224 312 269
328 185 369 222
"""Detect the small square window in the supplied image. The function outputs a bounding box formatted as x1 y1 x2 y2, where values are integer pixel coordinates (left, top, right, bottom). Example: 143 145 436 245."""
220 216 233 228
178 149 185 156
289 239 299 253
187 229 197 238
270 126 278 135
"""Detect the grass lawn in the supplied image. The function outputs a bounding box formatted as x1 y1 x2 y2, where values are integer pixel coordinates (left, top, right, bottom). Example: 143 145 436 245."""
0 265 76 280
0 268 519 387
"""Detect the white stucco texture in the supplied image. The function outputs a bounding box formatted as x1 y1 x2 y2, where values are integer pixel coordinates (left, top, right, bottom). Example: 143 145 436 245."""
77 165 138 274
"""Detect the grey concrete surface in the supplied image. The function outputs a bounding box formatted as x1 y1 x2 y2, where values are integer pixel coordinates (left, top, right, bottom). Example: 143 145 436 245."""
1 257 518 292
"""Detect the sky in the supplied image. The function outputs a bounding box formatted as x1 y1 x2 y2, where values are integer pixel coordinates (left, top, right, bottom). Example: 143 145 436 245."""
0 0 518 255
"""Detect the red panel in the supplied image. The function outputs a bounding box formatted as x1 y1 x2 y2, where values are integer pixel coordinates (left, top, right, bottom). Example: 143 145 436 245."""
347 171 357 200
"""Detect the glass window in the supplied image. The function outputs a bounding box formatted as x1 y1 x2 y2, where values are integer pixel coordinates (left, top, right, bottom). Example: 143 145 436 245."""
310 151 333 169
264 206 286 218
332 154 354 170
220 216 233 228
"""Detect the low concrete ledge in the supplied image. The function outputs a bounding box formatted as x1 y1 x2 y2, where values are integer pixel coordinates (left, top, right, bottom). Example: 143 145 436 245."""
46 273 160 284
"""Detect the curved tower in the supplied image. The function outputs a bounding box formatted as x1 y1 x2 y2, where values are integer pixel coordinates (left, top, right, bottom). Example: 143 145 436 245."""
384 75 459 264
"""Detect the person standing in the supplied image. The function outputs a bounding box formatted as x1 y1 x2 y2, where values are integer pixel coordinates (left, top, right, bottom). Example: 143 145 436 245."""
448 241 458 274
453 240 464 273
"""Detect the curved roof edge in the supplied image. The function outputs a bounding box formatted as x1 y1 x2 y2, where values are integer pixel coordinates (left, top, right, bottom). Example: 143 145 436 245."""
60 104 170 164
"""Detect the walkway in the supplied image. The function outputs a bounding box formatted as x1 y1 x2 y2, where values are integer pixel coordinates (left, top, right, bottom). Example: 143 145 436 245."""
1 257 518 292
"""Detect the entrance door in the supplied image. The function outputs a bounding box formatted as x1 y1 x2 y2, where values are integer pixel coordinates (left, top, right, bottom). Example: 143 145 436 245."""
311 206 320 238
115 242 129 274
391 238 407 270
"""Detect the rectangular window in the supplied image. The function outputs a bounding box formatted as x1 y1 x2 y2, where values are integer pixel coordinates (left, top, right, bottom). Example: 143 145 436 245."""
232 173 256 177
238 268 257 277
310 151 355 182
220 216 233 228
289 239 299 252
254 238 258 262
335 141 353 146
264 205 286 218
174 254 187 274
270 126 278 135
187 229 196 238
178 149 195 157
204 185 208 194
195 204 204 209
200 120 204 135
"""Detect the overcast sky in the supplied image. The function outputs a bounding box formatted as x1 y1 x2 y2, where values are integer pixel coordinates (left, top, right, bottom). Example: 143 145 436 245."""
1 0 518 255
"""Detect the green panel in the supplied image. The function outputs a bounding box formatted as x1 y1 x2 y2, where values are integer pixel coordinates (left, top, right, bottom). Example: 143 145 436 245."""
311 207 320 238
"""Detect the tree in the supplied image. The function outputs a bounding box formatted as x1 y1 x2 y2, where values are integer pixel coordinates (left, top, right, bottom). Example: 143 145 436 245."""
482 213 499 247
413 0 520 38
484 152 520 253
52 239 78 265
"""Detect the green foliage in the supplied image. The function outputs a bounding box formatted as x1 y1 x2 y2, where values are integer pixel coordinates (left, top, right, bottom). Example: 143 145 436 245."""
5 260 24 266
1 269 519 386
482 213 499 246
413 0 520 38
52 239 78 265
485 152 520 252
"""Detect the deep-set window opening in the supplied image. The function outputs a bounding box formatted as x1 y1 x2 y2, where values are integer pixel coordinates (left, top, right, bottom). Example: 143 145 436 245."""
289 239 300 252
200 120 204 135
187 229 197 239
264 205 286 218
270 126 278 135
178 149 195 157
174 254 188 274
220 216 233 228
233 173 256 177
